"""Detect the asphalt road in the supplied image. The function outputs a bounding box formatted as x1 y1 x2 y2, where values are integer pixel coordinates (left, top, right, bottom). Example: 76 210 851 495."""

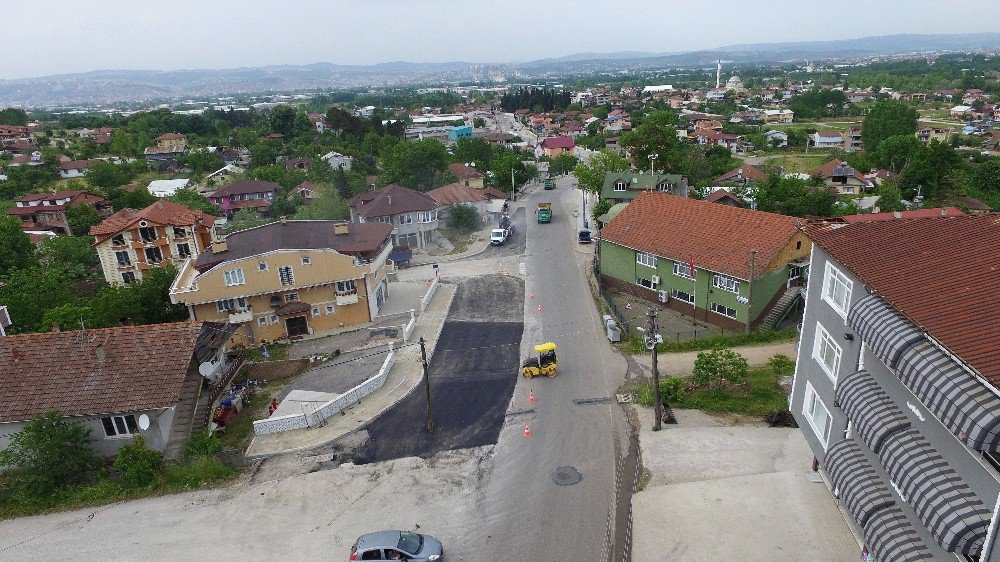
472 176 629 561
477 207 527 260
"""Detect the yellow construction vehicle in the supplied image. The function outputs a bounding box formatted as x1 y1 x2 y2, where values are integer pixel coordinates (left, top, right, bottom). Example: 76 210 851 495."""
522 342 558 378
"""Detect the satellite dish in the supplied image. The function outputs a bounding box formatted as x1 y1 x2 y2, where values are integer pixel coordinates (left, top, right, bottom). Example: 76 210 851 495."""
199 361 217 377
137 414 150 430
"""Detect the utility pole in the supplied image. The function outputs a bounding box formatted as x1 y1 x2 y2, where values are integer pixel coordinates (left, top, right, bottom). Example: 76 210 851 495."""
419 337 435 432
647 307 663 431
745 250 757 334
510 166 516 202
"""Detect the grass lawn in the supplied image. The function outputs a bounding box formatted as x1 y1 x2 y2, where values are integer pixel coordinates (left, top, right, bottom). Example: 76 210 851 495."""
619 328 797 355
217 379 291 452
635 364 789 417
762 153 830 174
440 227 474 254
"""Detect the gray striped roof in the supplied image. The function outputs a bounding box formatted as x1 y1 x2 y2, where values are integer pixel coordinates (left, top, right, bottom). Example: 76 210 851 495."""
824 439 895 527
835 369 911 454
879 429 991 556
897 342 1000 452
863 506 935 562
847 294 925 368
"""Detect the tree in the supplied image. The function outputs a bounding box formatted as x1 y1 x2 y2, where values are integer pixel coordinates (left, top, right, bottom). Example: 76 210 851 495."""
0 411 98 496
379 138 449 190
755 175 836 217
223 208 273 234
293 191 349 221
447 203 480 233
65 204 104 236
167 189 221 215
873 135 922 173
971 159 1000 195
550 153 579 176
491 151 534 193
862 100 919 153
0 108 29 126
179 150 225 175
268 105 310 138
39 236 100 278
875 181 906 212
591 199 612 223
572 150 629 194
0 268 75 332
107 185 157 212
132 265 191 324
692 347 749 387
451 137 494 172
619 110 688 174
788 88 849 119
0 216 37 276
473 117 486 128
85 161 137 190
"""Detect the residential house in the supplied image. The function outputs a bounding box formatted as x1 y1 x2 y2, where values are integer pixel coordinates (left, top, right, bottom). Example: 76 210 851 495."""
812 160 869 195
481 132 516 148
951 105 974 119
599 191 810 330
147 178 195 197
811 131 845 149
7 150 44 167
789 215 1000 562
705 188 744 207
6 190 112 235
845 127 863 152
600 171 690 205
202 164 243 191
427 182 491 221
447 125 473 141
832 207 965 223
762 109 794 124
865 168 900 188
320 151 354 170
0 322 231 459
292 181 321 204
307 113 326 133
59 159 100 179
448 163 485 188
144 133 188 163
169 220 394 342
764 130 789 148
0 125 33 145
916 126 953 145
155 133 188 150
348 184 440 250
692 129 741 152
284 157 311 171
713 164 769 187
538 136 575 158
90 200 216 285
953 196 992 215
209 180 279 219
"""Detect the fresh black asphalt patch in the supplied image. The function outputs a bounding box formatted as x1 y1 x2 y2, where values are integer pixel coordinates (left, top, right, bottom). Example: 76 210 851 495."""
343 275 525 465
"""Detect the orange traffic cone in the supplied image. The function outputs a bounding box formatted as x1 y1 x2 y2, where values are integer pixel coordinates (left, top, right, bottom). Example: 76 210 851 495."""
529 292 534 300
524 424 531 438
529 389 535 404
537 304 543 313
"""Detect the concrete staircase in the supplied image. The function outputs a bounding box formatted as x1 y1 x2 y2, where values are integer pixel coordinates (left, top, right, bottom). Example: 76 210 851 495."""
761 286 803 329
162 372 205 460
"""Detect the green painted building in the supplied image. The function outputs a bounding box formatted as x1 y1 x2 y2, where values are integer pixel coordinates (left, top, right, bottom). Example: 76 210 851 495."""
599 191 811 329
600 171 689 205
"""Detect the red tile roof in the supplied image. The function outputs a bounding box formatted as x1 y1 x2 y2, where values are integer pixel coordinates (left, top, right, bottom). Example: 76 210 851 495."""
17 190 92 203
210 180 280 198
59 159 100 171
348 184 438 218
448 163 484 180
805 215 1000 385
427 183 489 206
540 136 575 149
602 191 801 280
155 133 185 141
715 164 769 183
706 189 743 205
0 322 205 422
837 207 965 223
90 200 216 241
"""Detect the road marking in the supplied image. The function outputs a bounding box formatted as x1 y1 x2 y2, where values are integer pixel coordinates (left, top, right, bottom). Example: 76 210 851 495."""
518 262 526 275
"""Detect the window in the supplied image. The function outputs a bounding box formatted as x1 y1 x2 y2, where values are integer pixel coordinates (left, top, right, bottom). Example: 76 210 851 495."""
121 271 136 284
115 251 131 267
803 383 832 446
673 261 694 279
139 226 158 243
284 293 299 303
111 233 126 247
325 305 335 314
257 317 267 327
417 211 434 223
336 279 357 295
635 277 658 290
144 246 163 264
822 262 853 318
224 268 245 286
257 262 268 272
176 243 191 259
102 414 138 437
795 240 802 250
278 266 295 286
614 180 627 192
398 214 413 225
813 323 842 381
269 315 278 325
712 274 740 294
710 302 737 319
301 256 312 265
656 181 670 192
636 252 657 268
172 227 187 238
788 265 803 281
312 307 321 317
216 297 248 313
671 289 694 304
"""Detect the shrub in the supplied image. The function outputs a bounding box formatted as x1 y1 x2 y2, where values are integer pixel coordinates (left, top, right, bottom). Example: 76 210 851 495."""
185 430 223 457
447 203 480 233
768 354 795 377
692 347 749 387
114 435 163 489
635 376 686 406
0 411 98 496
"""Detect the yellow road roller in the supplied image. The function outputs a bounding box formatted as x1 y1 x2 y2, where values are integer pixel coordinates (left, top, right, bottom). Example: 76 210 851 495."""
522 342 557 378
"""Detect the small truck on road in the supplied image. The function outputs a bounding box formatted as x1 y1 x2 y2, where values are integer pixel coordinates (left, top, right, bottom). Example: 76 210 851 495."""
491 214 514 245
536 202 552 223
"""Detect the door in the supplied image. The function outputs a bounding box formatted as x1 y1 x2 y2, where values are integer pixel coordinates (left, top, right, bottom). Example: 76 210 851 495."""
285 316 309 338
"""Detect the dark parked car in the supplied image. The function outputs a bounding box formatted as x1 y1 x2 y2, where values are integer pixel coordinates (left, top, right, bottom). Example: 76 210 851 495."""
350 530 443 561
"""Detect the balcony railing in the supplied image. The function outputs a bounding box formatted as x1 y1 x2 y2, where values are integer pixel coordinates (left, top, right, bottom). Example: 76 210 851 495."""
227 310 253 323
336 293 359 306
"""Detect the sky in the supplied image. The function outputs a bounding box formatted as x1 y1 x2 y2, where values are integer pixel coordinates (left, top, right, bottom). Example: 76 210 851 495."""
3 0 1000 79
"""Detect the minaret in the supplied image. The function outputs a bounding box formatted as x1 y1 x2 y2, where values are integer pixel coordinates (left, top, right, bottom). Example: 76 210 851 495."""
716 60 722 89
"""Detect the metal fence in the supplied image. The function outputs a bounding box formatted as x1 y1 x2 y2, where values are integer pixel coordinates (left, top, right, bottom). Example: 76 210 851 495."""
599 285 630 336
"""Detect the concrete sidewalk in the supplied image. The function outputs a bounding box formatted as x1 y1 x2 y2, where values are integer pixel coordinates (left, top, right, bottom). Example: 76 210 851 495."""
410 231 492 266
245 283 457 458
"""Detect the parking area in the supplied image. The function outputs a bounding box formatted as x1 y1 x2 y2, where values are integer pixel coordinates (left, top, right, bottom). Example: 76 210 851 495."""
631 408 860 561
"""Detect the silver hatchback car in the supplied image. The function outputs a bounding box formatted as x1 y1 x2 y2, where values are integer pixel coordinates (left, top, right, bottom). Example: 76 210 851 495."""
350 530 443 561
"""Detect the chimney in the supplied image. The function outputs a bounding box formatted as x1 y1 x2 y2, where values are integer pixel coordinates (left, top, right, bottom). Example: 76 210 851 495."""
334 223 350 235
51 322 60 332
212 240 228 253
893 211 902 219
387 195 392 206
280 216 287 224
940 208 947 216
96 346 107 362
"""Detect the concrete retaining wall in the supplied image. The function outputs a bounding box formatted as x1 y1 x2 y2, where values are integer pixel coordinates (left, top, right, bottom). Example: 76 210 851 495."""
420 276 440 312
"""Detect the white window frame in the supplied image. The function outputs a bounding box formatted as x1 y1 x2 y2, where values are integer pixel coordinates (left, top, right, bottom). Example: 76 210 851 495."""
176 243 191 259
257 317 267 327
121 271 136 284
325 305 335 314
613 180 627 192
671 289 694 304
636 252 657 268
311 307 321 317
398 214 413 225
144 246 164 264
284 292 299 303
269 315 278 325
635 277 658 290
710 302 737 319
802 382 832 448
216 297 248 313
224 267 245 286
102 414 138 438
673 261 693 280
812 322 842 382
712 274 740 294
821 262 853 319
301 256 312 265
115 250 131 266
336 279 357 296
257 262 268 272
278 266 295 286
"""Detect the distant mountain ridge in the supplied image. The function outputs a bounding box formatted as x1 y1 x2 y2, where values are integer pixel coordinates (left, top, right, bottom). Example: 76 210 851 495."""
2 32 999 107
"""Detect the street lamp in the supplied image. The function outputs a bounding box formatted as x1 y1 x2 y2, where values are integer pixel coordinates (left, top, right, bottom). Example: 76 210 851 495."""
649 153 658 176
